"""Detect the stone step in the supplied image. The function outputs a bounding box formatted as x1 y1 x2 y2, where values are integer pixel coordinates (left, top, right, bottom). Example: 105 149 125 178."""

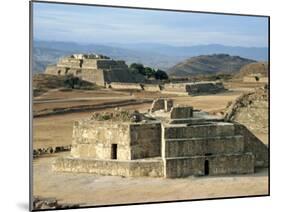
163 135 244 158
164 122 235 139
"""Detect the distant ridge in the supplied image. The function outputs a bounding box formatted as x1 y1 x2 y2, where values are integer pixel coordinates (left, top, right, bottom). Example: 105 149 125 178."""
167 54 256 77
32 40 268 73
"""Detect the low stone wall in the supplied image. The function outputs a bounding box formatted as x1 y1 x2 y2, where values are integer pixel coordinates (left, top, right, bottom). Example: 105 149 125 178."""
109 82 143 90
163 83 187 92
53 157 164 177
33 145 71 158
142 84 161 92
163 82 225 95
165 153 254 178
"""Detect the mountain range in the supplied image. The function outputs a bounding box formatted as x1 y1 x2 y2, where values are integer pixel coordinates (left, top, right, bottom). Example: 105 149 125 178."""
32 40 268 74
167 54 256 77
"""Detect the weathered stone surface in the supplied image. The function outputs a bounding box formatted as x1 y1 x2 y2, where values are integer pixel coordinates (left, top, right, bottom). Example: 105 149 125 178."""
163 135 244 158
109 82 143 90
129 123 162 159
142 84 161 92
163 81 225 95
53 157 164 177
45 54 145 86
170 106 193 119
164 122 235 139
71 120 161 160
52 101 268 178
150 98 173 113
234 124 268 167
165 153 254 178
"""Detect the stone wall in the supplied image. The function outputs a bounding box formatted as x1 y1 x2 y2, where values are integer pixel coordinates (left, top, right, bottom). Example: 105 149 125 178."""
163 83 187 92
142 84 161 92
150 99 173 112
53 157 164 177
44 55 145 86
234 124 269 167
164 122 235 140
163 122 242 157
170 106 193 119
163 82 225 95
164 157 205 178
57 58 82 69
71 121 132 160
129 122 162 159
109 82 143 90
71 120 162 161
163 135 244 158
80 69 105 86
165 153 254 178
185 82 225 94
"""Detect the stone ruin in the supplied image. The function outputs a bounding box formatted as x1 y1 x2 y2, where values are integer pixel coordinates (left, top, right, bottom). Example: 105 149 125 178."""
52 99 268 178
107 81 226 96
163 81 226 95
45 54 145 86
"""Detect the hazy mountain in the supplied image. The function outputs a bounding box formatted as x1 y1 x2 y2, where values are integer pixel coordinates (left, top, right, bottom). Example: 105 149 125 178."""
108 43 268 61
33 40 182 73
167 54 256 77
32 40 268 74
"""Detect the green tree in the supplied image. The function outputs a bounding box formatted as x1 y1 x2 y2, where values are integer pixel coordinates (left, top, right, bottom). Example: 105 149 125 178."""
155 69 169 80
144 67 156 78
129 63 145 75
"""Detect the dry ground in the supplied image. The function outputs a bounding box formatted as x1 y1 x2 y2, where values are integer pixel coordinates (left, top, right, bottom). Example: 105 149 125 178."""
33 153 268 207
32 81 269 206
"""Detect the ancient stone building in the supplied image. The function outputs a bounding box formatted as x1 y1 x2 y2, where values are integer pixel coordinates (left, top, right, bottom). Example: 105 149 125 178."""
163 81 225 95
45 54 145 86
53 99 268 178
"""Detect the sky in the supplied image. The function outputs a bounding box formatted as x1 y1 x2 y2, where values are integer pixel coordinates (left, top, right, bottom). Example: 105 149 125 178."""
33 2 269 47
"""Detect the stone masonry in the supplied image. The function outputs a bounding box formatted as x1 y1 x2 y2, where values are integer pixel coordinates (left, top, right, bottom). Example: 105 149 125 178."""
53 100 268 178
45 54 145 86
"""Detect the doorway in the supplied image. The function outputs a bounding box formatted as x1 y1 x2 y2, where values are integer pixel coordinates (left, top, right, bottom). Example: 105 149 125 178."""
204 160 209 175
111 144 117 159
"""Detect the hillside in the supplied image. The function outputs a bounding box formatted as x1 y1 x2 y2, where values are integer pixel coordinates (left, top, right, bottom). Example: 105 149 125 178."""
235 62 268 78
167 54 256 77
224 86 268 134
33 74 98 97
